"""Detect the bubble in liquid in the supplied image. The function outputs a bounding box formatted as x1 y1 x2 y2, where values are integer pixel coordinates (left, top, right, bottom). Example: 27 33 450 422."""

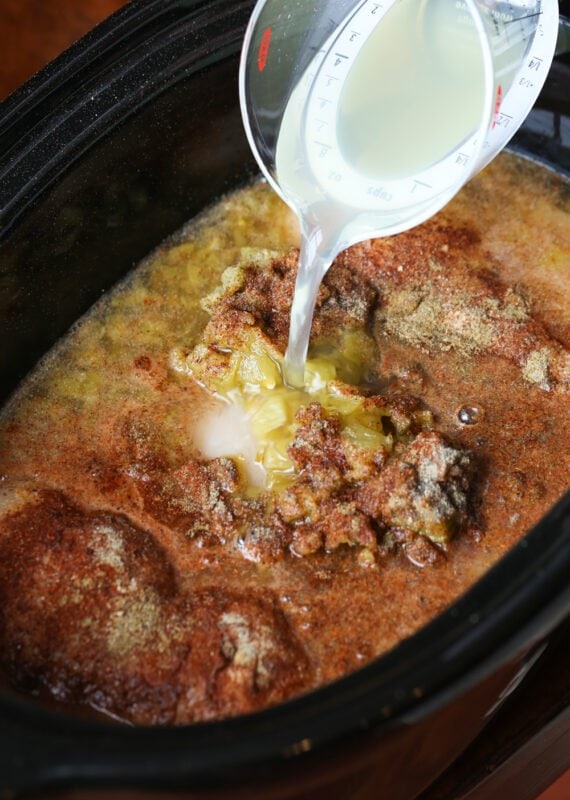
457 404 485 426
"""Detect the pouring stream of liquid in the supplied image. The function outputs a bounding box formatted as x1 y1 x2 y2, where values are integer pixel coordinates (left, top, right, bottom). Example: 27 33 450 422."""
283 227 337 388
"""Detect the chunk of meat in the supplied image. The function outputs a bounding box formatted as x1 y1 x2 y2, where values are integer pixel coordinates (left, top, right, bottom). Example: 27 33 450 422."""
178 591 310 722
388 527 445 568
288 403 349 491
318 501 377 551
339 224 570 393
198 249 378 352
357 432 474 545
0 490 312 724
120 414 241 542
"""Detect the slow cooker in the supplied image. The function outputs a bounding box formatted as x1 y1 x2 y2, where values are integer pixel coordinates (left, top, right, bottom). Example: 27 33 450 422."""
0 1 569 797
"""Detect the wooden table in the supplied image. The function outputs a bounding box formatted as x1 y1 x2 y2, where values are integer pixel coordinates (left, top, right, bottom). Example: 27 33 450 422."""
1 1 568 798
1 0 127 101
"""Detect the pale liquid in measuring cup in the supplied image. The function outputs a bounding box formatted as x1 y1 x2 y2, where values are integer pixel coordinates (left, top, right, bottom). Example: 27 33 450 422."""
277 0 490 387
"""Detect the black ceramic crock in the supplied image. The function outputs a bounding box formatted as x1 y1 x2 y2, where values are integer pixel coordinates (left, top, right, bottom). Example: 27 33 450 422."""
0 1 569 797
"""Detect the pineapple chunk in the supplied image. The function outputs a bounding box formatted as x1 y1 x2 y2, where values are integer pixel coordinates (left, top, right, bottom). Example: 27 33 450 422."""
311 329 378 386
305 358 337 391
250 394 289 437
236 350 280 390
322 385 365 416
342 419 389 450
263 440 294 472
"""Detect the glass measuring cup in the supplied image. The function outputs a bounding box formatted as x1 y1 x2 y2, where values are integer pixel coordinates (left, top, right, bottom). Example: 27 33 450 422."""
239 0 560 386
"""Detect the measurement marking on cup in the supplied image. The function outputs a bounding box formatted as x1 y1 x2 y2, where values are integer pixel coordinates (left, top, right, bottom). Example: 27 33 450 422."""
257 27 272 72
495 112 513 128
367 186 392 201
314 141 332 158
528 56 543 70
411 180 432 194
506 11 543 24
326 16 338 33
492 84 503 128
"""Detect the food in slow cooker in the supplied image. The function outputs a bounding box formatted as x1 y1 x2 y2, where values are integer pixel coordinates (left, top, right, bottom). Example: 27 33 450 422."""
0 152 568 725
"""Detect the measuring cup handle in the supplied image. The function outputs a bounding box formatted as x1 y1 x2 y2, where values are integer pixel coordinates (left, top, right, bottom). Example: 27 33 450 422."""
556 15 570 55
